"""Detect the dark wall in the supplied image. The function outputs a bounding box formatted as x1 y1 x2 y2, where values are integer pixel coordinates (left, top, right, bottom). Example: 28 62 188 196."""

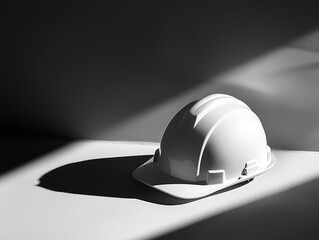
2 1 319 140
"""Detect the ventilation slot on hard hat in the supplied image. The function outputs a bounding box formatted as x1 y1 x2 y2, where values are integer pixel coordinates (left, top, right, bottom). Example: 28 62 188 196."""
206 170 225 184
242 159 258 176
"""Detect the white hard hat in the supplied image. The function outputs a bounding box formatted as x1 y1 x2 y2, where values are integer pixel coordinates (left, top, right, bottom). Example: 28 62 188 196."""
133 94 275 199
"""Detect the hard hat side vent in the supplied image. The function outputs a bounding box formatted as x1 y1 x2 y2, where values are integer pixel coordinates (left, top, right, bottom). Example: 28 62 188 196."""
242 159 258 176
206 170 225 184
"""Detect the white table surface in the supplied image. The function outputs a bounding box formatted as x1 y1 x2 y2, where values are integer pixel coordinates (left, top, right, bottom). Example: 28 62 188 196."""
1 140 319 240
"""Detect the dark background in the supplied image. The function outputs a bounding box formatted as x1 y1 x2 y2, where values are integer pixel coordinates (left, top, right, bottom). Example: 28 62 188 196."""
2 1 319 173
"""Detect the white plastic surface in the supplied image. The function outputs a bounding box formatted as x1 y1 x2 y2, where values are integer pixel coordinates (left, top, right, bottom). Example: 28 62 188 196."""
134 94 272 198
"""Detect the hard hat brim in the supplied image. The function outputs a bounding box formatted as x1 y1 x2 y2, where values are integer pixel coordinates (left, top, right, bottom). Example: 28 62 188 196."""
132 150 276 199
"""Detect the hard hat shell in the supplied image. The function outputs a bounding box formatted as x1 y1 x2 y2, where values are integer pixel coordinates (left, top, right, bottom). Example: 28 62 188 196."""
133 94 275 199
